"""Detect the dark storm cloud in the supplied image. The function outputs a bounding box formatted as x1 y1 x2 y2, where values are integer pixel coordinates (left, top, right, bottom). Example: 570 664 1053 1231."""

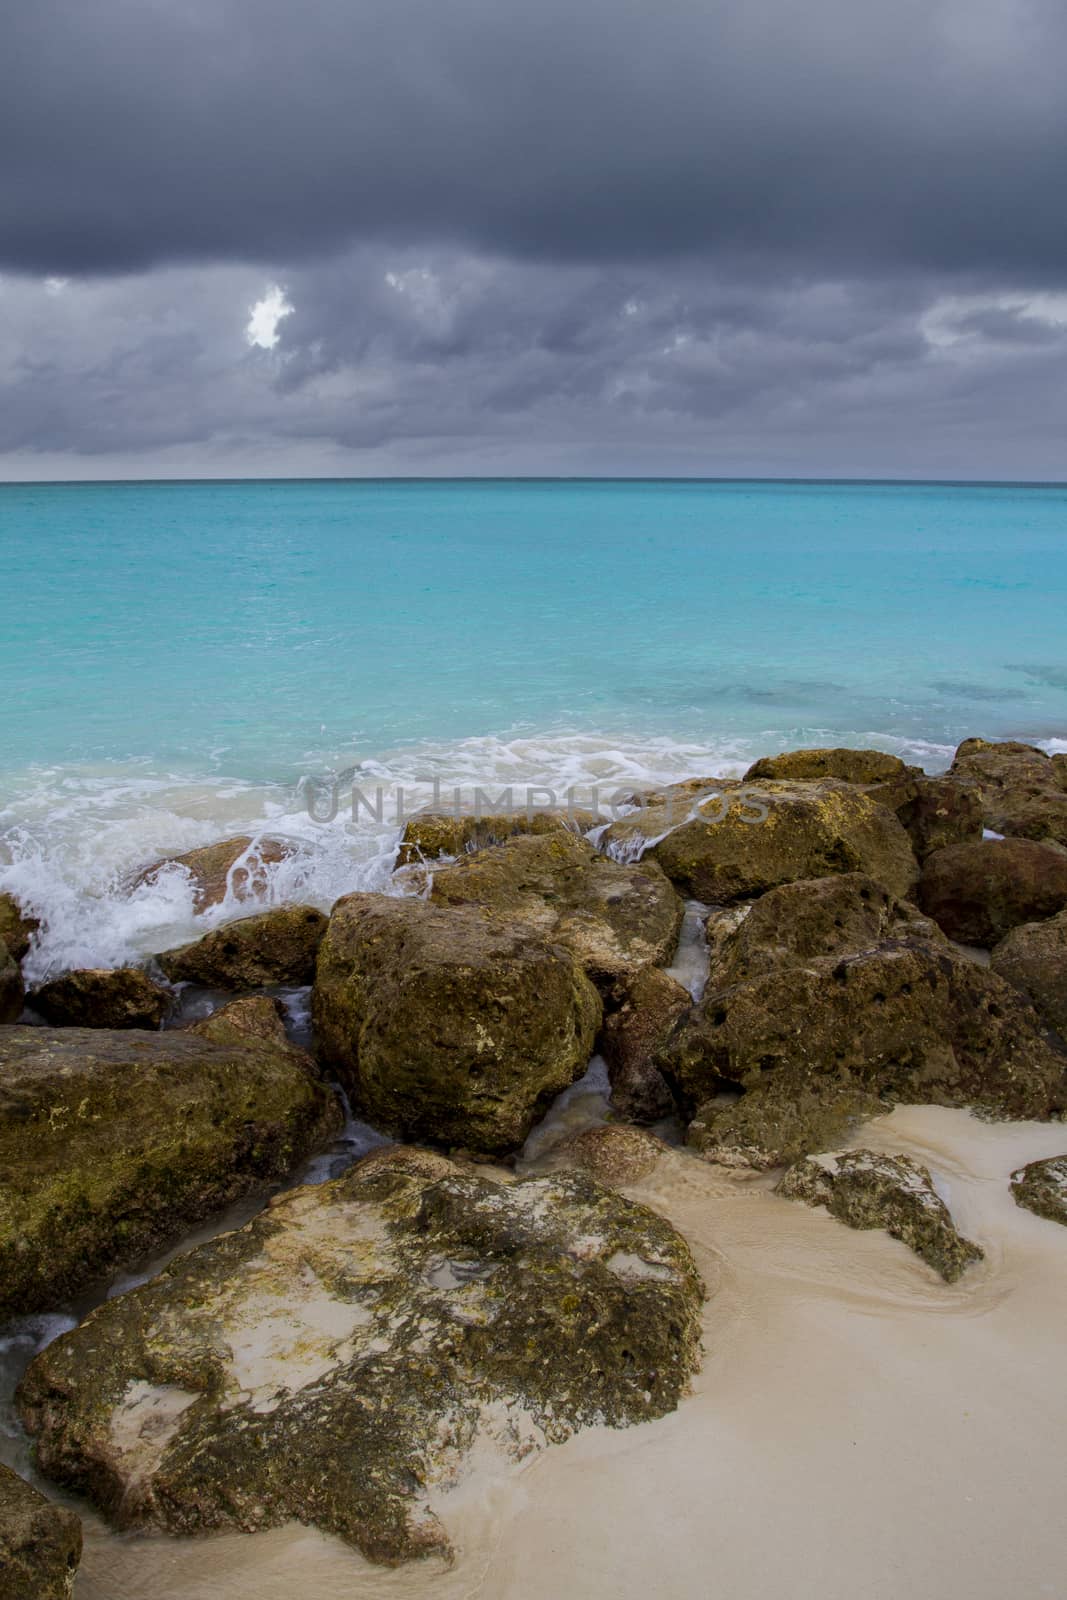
3 0 1067 278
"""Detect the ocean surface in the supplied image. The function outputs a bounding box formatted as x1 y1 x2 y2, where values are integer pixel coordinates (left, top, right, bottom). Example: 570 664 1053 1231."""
2 477 1066 977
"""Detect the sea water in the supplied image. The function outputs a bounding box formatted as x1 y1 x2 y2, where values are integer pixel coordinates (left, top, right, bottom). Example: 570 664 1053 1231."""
1 477 1066 977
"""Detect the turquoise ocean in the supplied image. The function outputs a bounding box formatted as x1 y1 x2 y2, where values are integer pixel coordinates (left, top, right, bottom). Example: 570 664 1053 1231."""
2 477 1065 979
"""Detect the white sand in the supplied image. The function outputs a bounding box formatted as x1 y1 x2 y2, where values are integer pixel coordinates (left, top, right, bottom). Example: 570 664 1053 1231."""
72 1106 1067 1600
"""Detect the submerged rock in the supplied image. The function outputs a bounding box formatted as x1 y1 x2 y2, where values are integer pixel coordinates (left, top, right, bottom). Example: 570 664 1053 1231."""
991 909 1067 1037
0 944 23 1024
744 747 910 785
29 966 171 1030
0 1463 82 1600
918 838 1067 947
949 738 1067 845
1010 1154 1067 1226
894 774 985 860
429 830 684 989
131 835 294 911
687 1083 886 1171
598 965 690 1123
313 894 601 1153
661 939 1067 1130
396 807 599 866
18 1146 704 1568
0 891 39 963
706 872 941 989
0 1025 341 1317
777 1149 984 1281
158 905 327 988
601 780 918 904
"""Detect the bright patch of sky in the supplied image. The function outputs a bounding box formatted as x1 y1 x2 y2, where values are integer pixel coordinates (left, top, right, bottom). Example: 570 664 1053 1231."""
246 284 293 349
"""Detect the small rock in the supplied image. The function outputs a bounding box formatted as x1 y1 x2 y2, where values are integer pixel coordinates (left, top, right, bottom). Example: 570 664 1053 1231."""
0 891 39 963
0 1463 82 1600
29 967 171 1030
131 835 294 911
949 738 1067 845
991 909 1067 1037
158 905 327 988
919 837 1067 947
1010 1154 1067 1226
551 1124 666 1185
598 966 690 1123
777 1149 984 1281
396 808 600 866
189 994 293 1046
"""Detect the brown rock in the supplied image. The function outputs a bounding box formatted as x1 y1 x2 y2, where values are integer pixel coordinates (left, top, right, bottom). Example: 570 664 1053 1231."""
29 967 171 1030
189 994 293 1047
894 774 984 860
158 905 327 988
919 838 1067 947
598 966 690 1123
688 1082 886 1171
1011 1154 1067 1226
744 747 909 785
0 945 24 1024
551 1124 665 1184
0 891 39 963
131 835 294 911
396 808 600 866
0 1463 82 1600
991 909 1067 1038
949 738 1067 844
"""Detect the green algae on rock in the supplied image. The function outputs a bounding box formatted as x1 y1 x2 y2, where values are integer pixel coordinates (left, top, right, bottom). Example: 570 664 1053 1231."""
313 893 601 1153
428 830 684 989
0 1025 342 1317
17 1146 704 1568
777 1149 984 1282
1010 1154 1067 1227
598 964 690 1123
396 807 600 866
991 909 1067 1038
687 1082 887 1171
743 748 910 786
29 966 171 1030
918 838 1067 948
0 1463 82 1600
158 904 328 988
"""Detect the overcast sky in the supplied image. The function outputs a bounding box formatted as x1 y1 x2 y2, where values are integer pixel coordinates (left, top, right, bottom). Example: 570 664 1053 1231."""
2 0 1066 479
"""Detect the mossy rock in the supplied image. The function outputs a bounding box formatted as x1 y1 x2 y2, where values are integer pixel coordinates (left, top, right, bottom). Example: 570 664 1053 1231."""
1010 1154 1067 1226
313 893 601 1154
29 967 171 1030
949 739 1067 845
601 780 918 904
919 838 1067 947
744 747 910 785
661 938 1067 1127
130 835 294 910
777 1149 984 1281
396 808 600 866
0 944 24 1024
158 905 327 988
0 1025 342 1317
0 1463 82 1600
991 909 1067 1037
429 830 684 989
894 774 984 860
18 1146 704 1568
598 965 690 1123
0 891 39 963
687 1083 887 1170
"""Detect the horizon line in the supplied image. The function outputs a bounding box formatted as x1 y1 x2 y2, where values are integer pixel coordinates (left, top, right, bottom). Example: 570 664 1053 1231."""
3 474 1067 489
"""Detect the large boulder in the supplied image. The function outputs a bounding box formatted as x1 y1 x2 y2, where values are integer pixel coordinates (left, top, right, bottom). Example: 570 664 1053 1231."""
949 738 1067 844
601 780 918 904
661 939 1067 1127
707 873 942 989
429 831 684 989
130 835 294 911
744 747 910 786
313 894 601 1153
687 1082 886 1171
0 1464 82 1600
918 838 1067 947
0 891 39 962
991 909 1067 1037
598 965 690 1123
777 1149 983 1281
18 1146 703 1568
894 775 984 860
0 1025 341 1317
158 905 327 988
29 967 171 1030
0 945 23 1024
1010 1154 1067 1226
396 807 599 867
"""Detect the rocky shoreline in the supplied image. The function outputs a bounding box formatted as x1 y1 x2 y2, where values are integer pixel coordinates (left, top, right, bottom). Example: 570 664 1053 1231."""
2 735 1067 1594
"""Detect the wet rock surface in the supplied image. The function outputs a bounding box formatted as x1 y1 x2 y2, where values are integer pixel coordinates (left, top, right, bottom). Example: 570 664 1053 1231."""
158 904 328 988
598 965 690 1123
0 1025 341 1317
687 1083 887 1171
188 993 296 1046
894 775 985 860
0 891 39 963
949 739 1067 845
1010 1154 1067 1226
991 909 1067 1037
918 838 1067 947
313 893 602 1153
744 747 910 785
396 808 600 866
18 1146 704 1568
548 1124 667 1185
428 830 684 988
0 943 23 1023
0 1462 82 1600
777 1149 984 1281
131 835 294 911
29 966 171 1030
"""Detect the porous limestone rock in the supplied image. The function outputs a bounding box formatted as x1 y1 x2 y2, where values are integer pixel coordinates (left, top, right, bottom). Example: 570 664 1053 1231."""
744 747 909 786
893 774 985 860
0 891 39 963
0 1464 82 1600
991 909 1067 1038
919 838 1067 947
396 807 600 866
158 904 327 988
949 738 1067 845
777 1149 984 1281
130 834 294 910
1010 1154 1067 1226
687 1083 887 1171
189 994 294 1046
18 1146 704 1568
29 967 171 1030
429 830 684 988
598 965 690 1123
600 780 918 904
550 1124 666 1185
0 1025 341 1317
313 893 602 1153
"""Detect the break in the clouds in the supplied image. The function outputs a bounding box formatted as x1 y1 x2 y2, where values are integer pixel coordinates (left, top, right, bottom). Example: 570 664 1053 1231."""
1 0 1066 477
